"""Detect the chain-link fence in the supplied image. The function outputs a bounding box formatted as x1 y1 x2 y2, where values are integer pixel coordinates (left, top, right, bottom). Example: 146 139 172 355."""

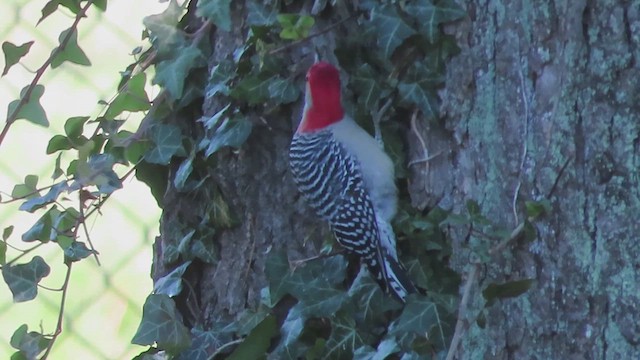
0 0 164 358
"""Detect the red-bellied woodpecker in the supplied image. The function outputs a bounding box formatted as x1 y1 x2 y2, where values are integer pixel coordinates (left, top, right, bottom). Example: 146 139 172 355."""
289 62 418 302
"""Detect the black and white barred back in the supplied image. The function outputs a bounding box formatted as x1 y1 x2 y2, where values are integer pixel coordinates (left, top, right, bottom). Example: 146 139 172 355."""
289 130 415 301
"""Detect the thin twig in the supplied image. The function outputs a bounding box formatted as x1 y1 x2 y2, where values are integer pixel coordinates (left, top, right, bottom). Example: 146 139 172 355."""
209 338 244 359
41 263 73 359
0 0 95 149
446 218 529 359
512 59 531 225
268 16 355 55
372 98 393 148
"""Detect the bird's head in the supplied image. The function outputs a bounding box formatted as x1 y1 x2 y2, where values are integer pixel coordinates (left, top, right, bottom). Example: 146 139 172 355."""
298 62 344 133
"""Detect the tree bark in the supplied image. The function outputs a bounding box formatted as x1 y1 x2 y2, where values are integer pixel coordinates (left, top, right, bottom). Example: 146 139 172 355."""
434 0 640 358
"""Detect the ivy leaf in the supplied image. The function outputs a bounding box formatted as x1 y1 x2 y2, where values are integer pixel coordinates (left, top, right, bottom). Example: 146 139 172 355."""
525 199 551 219
46 135 73 154
277 14 315 40
367 5 416 58
227 315 276 360
348 269 400 324
482 279 535 306
2 256 51 302
50 28 91 68
154 44 205 100
207 60 235 97
105 72 151 119
72 154 123 194
324 313 368 359
397 63 443 119
265 251 293 304
388 295 446 348
209 187 238 229
230 75 271 105
12 174 39 199
132 294 192 354
196 0 232 32
407 0 465 43
145 124 184 164
64 116 89 140
200 116 252 158
143 0 185 58
176 327 235 360
19 181 68 213
0 239 6 265
2 41 34 76
154 261 192 297
64 241 97 264
22 207 59 243
10 324 50 360
7 85 48 127
351 64 390 112
270 304 306 358
268 77 300 104
174 151 195 191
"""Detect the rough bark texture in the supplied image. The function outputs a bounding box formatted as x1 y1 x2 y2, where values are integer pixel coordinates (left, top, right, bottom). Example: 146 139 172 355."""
428 0 640 358
153 0 640 358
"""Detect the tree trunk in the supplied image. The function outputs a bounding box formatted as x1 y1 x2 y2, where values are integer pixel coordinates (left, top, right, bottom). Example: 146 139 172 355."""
149 0 640 358
436 0 640 358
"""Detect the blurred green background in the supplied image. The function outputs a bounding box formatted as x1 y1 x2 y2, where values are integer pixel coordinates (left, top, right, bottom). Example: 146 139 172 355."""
0 0 165 358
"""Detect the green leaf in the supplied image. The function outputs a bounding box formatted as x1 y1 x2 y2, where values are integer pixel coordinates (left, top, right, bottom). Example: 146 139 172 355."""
207 60 235 97
72 154 123 194
265 251 293 304
209 187 238 229
482 279 535 306
19 181 68 213
1 226 10 241
145 124 184 164
22 207 59 243
46 134 73 154
38 1 58 24
230 75 271 105
2 256 51 302
368 5 416 58
12 175 39 199
154 44 205 100
271 304 306 358
228 315 276 360
177 327 235 360
154 261 192 297
348 269 400 324
277 14 315 40
0 240 6 265
388 295 443 345
50 28 91 68
268 77 300 104
351 64 390 112
132 294 192 354
405 1 466 43
200 116 252 158
143 0 186 58
64 241 97 263
10 324 50 360
525 199 551 219
196 0 231 32
105 72 151 119
7 85 48 127
174 151 195 191
64 116 89 140
2 41 34 76
324 313 368 359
